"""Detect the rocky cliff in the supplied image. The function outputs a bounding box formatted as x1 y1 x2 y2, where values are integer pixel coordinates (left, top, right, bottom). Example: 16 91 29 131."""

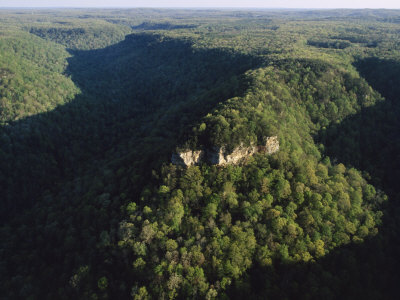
172 136 279 167
262 136 280 154
171 150 204 166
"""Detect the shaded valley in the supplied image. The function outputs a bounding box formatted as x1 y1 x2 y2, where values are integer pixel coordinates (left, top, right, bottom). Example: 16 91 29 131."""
0 8 400 300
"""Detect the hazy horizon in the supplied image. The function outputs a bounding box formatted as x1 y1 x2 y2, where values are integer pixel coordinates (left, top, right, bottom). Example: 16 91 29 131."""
1 0 400 9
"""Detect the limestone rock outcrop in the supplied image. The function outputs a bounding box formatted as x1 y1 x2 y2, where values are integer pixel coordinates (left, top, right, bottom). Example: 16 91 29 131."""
171 150 204 166
262 136 280 154
208 144 257 165
172 136 279 167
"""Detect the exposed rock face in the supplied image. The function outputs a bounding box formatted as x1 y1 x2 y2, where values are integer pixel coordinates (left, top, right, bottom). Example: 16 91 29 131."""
171 150 204 166
172 136 279 167
262 136 280 154
208 144 258 165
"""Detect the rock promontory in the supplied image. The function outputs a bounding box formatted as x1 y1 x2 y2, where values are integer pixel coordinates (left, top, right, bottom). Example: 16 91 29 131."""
172 136 279 167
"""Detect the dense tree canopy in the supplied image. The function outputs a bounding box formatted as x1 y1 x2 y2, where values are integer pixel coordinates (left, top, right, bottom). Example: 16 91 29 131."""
0 8 399 300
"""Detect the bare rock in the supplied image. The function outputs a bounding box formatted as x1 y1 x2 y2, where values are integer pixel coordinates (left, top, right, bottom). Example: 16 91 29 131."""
172 136 279 167
263 136 280 154
171 150 204 166
209 144 258 165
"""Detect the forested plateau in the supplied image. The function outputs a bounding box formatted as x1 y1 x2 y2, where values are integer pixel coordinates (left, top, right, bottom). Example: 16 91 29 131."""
0 8 400 300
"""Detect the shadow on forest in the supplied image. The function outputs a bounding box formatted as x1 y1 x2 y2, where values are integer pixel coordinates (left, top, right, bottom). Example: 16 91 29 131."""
227 57 400 299
0 33 260 221
2 35 400 298
320 57 400 193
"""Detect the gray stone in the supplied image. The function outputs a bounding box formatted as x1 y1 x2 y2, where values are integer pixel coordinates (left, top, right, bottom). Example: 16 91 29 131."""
171 150 204 166
172 136 279 167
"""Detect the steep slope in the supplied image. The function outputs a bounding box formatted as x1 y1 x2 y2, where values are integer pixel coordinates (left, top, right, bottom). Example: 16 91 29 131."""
28 20 131 50
0 32 260 299
0 28 79 123
0 32 258 221
115 60 386 299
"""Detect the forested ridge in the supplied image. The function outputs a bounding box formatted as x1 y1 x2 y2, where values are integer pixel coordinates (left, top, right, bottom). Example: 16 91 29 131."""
0 8 399 299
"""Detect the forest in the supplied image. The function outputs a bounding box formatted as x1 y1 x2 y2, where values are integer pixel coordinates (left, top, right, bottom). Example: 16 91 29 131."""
0 8 399 299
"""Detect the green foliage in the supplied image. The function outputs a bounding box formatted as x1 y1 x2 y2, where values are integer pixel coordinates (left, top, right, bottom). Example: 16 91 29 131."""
28 21 131 50
0 7 399 300
0 29 79 123
115 149 383 298
97 276 108 290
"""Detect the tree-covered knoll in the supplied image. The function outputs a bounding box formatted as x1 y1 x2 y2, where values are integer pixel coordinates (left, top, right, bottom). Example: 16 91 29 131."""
184 58 381 154
0 8 400 300
27 20 132 50
116 61 386 298
0 28 79 123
